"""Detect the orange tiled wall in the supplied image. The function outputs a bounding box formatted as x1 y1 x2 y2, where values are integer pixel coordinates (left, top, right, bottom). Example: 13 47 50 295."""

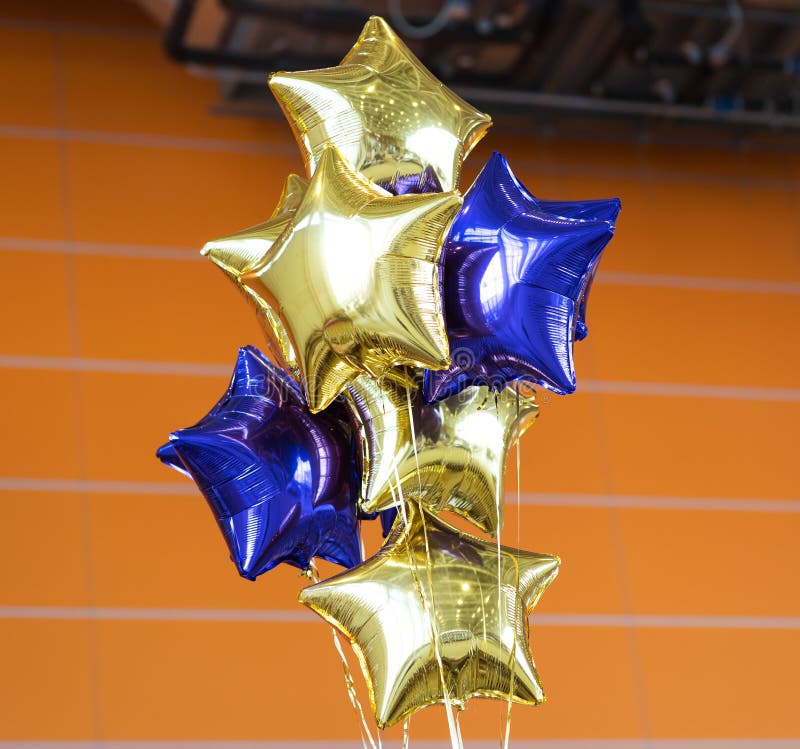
1 1 799 745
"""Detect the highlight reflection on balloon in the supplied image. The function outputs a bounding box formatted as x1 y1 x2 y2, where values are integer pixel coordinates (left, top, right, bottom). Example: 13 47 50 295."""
347 375 538 535
269 16 491 191
424 151 620 402
157 346 361 578
301 501 560 728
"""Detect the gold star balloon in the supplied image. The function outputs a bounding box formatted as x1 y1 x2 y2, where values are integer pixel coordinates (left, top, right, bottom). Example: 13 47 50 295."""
202 172 308 277
269 16 492 191
300 501 560 728
240 146 461 413
346 376 539 535
201 173 308 376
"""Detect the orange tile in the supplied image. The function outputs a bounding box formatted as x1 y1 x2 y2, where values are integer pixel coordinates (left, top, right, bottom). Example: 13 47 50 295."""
0 368 81 479
66 141 302 247
548 138 652 174
514 392 610 496
0 138 64 239
84 494 620 614
418 626 643 739
93 619 641 739
0 490 89 606
588 284 800 389
503 625 643 739
80 370 234 483
636 627 800 737
600 394 798 500
73 253 263 363
60 32 292 142
643 141 753 179
739 149 795 181
94 619 365 739
611 179 800 281
0 619 95 739
87 490 306 610
0 249 71 356
502 505 627 616
619 508 800 617
0 28 58 127
10 481 795 622
6 373 795 503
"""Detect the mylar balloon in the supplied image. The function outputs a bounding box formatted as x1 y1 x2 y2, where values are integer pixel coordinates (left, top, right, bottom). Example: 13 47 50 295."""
269 16 491 191
424 151 620 402
347 375 539 535
240 146 460 413
202 174 308 377
301 501 560 728
157 346 361 579
461 152 622 341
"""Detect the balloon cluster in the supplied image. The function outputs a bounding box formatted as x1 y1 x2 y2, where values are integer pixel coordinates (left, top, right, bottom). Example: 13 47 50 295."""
158 16 620 739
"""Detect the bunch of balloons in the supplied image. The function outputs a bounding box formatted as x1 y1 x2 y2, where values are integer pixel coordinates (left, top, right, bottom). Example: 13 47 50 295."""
158 16 620 744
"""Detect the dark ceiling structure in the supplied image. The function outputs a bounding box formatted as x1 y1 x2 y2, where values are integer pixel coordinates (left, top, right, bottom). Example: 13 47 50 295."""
163 0 800 149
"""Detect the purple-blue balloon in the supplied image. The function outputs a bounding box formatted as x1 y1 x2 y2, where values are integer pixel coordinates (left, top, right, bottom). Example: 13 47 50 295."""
157 346 361 579
376 165 443 196
424 152 621 402
506 173 621 342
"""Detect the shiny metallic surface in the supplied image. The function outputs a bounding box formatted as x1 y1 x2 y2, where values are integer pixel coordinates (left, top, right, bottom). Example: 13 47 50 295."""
424 151 621 402
202 173 308 376
300 501 560 728
157 346 361 579
240 146 461 412
374 165 443 196
269 16 492 191
347 375 538 534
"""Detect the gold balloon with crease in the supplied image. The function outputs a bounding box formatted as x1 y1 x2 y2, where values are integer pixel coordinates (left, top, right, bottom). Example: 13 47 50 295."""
300 501 560 728
201 173 308 376
346 376 538 535
269 16 492 191
239 146 461 413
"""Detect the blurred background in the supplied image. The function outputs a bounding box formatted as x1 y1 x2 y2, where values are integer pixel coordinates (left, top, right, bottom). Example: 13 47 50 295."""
1 0 798 746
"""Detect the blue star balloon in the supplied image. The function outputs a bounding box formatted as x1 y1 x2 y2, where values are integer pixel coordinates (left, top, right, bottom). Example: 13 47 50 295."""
157 346 362 579
424 151 621 402
494 159 621 342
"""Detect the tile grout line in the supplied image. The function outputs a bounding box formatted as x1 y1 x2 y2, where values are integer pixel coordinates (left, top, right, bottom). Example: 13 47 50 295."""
0 607 798 629
1 354 798 402
2 123 799 191
2 238 799 294
3 238 800 294
0 124 299 156
2 741 800 748
1 479 797 513
51 28 106 743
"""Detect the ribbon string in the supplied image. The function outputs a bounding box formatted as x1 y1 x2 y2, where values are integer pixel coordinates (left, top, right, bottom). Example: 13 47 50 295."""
309 563 382 749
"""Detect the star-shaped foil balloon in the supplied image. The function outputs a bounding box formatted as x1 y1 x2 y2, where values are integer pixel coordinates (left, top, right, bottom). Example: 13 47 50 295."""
346 375 538 535
269 16 491 191
455 152 622 341
156 346 361 579
300 501 560 728
201 174 308 377
424 151 621 403
239 146 461 413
